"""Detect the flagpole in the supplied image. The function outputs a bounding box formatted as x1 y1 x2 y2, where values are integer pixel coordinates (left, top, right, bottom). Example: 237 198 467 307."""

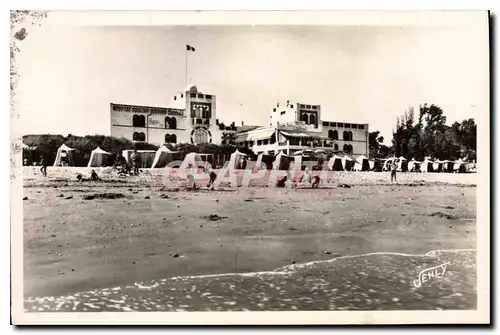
185 47 188 87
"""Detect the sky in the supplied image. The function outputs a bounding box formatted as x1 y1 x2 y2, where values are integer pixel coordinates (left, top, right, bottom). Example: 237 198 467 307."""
14 12 489 144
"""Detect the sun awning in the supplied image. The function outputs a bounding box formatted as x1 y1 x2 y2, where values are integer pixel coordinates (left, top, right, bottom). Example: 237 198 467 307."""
235 129 276 142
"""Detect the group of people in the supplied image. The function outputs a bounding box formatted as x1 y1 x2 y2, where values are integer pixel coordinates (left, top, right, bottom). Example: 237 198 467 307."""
38 150 143 178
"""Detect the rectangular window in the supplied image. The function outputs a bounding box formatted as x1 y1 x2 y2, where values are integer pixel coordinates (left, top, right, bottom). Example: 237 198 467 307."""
352 124 358 129
198 94 204 99
312 105 318 110
190 93 196 98
322 121 329 126
345 123 351 128
205 95 212 100
300 104 305 108
337 122 344 127
306 105 311 109
359 124 365 129
330 122 337 127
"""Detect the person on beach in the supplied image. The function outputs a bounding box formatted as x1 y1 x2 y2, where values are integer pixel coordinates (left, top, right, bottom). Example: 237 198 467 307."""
90 170 100 181
206 166 217 191
60 151 68 167
311 175 321 188
40 155 47 177
390 160 397 183
131 150 141 176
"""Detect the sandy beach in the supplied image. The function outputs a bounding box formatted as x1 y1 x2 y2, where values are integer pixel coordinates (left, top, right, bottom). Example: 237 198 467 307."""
22 167 477 311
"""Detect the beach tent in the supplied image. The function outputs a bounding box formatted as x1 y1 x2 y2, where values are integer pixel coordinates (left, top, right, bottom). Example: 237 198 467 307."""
292 155 303 171
22 144 39 166
342 154 355 171
122 150 156 168
272 151 291 170
370 158 385 172
432 160 444 173
396 157 408 172
420 158 434 173
87 146 111 167
354 155 370 171
53 144 75 167
328 155 344 171
227 149 247 170
151 146 180 168
453 158 466 173
407 158 421 172
179 153 206 170
382 157 396 171
441 160 454 173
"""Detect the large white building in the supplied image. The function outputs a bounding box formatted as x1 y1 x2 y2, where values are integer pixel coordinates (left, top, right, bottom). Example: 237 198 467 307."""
110 85 237 146
110 86 369 157
235 100 369 157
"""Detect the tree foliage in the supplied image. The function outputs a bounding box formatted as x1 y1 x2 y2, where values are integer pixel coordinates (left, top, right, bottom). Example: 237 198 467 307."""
369 130 391 158
391 104 476 161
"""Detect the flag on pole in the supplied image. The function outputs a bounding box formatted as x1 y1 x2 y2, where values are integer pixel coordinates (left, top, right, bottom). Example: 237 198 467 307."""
186 44 196 52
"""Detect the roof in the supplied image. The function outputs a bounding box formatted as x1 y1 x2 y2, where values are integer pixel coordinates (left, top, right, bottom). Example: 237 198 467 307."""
279 130 329 140
235 128 276 142
236 125 260 133
111 103 185 116
92 146 111 154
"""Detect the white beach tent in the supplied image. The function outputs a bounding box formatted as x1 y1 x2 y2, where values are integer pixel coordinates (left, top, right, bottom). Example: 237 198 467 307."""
354 155 370 171
228 149 247 170
151 146 179 168
407 158 421 172
53 144 75 167
87 146 111 167
272 151 287 170
420 158 434 173
432 159 444 173
179 152 207 170
342 154 355 171
397 156 408 172
453 158 466 173
382 157 396 171
328 155 344 171
441 160 454 173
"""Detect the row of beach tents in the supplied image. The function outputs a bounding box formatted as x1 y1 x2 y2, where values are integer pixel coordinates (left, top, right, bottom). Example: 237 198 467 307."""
41 143 474 173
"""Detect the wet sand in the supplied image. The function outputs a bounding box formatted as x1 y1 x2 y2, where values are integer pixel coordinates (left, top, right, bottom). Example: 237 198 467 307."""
22 168 476 311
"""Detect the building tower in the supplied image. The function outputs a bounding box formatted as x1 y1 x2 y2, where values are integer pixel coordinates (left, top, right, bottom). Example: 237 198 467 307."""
170 84 218 144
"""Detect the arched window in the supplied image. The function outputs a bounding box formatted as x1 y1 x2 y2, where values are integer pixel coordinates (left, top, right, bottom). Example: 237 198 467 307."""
343 144 352 154
343 144 349 152
349 131 353 141
165 117 177 129
349 145 353 153
134 132 145 141
332 130 338 140
169 118 177 129
334 143 339 151
301 113 308 124
328 130 334 139
343 131 349 141
165 134 177 143
310 114 316 126
133 115 145 127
